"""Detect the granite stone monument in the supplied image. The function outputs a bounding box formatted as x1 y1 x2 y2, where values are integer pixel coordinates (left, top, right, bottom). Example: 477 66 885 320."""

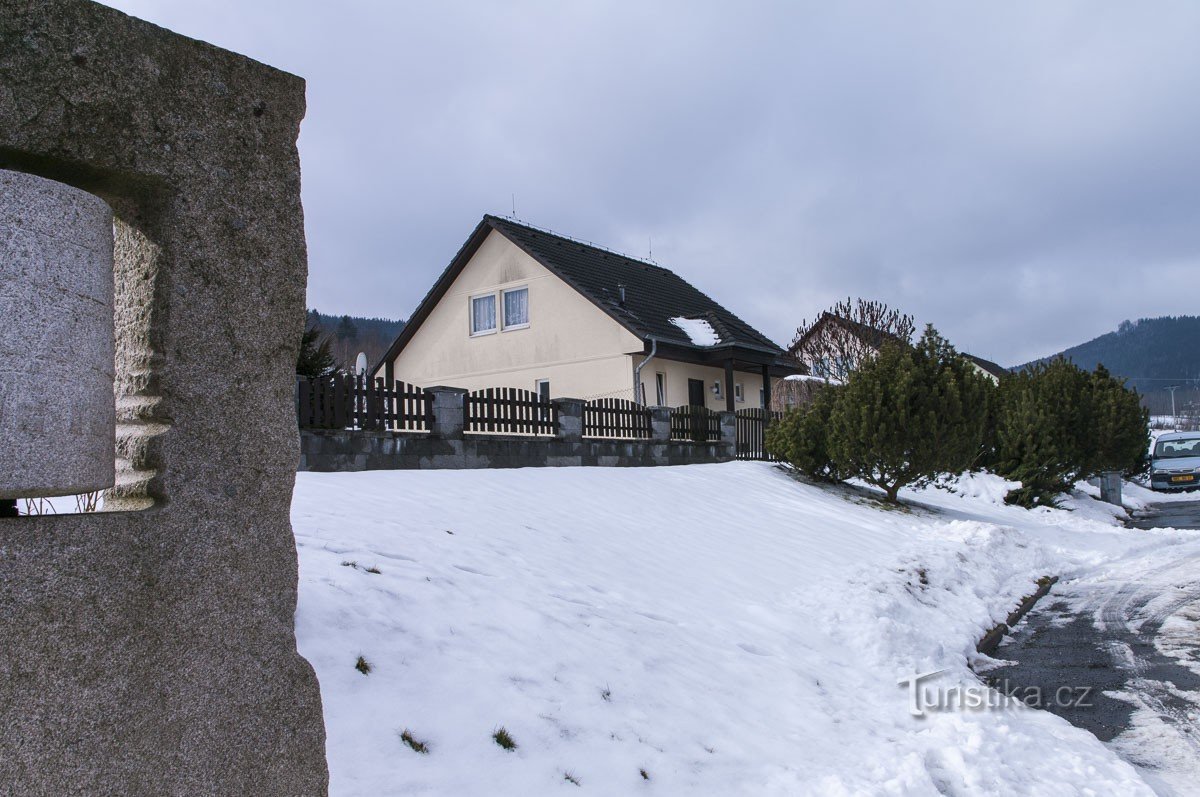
0 1 328 793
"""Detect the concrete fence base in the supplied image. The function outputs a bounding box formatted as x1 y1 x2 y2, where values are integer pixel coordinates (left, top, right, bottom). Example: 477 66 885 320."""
299 430 734 471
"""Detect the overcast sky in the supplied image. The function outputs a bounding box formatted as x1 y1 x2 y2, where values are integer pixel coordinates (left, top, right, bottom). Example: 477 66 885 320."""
102 1 1200 365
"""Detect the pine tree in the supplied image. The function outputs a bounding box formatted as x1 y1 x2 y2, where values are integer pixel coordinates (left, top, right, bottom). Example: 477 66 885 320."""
826 326 992 502
765 385 842 482
336 315 358 341
993 358 1093 507
1088 365 1150 476
296 325 338 379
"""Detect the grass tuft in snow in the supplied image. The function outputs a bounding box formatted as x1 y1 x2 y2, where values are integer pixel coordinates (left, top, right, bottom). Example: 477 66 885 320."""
355 655 371 675
399 729 429 754
341 560 357 569
563 771 581 786
601 685 612 702
492 727 517 751
639 768 650 780
365 565 381 574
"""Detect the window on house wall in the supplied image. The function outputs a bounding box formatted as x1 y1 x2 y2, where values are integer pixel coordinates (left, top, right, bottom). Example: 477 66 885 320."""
655 372 666 406
735 383 744 402
760 388 765 408
471 294 496 335
503 287 529 329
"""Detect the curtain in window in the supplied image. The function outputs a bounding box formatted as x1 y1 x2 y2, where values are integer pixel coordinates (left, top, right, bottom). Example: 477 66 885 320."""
503 288 528 327
472 294 496 333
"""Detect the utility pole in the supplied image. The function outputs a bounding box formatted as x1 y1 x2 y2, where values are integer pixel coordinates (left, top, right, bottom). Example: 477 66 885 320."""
1168 385 1180 430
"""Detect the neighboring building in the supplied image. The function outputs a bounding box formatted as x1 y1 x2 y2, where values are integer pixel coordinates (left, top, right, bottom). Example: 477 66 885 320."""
961 353 1009 383
790 312 1008 384
374 215 801 411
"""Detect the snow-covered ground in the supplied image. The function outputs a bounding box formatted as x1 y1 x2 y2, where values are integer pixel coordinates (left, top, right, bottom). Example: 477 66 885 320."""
292 463 1198 795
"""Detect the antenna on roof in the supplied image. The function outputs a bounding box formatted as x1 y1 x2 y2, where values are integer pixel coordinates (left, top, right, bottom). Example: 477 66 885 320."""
511 193 516 218
648 236 652 261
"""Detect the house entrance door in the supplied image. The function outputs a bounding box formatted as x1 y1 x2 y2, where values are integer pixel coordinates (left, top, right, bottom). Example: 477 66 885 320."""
687 378 706 407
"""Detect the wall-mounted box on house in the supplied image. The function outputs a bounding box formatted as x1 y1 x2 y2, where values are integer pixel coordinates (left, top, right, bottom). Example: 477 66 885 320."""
0 169 115 503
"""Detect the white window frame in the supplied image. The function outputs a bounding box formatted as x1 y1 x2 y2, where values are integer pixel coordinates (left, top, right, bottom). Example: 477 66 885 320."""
501 286 530 331
655 372 667 406
469 292 497 337
735 383 744 403
759 388 765 408
535 378 550 401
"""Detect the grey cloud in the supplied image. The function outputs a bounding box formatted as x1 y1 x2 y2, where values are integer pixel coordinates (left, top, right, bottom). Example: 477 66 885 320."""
103 1 1200 365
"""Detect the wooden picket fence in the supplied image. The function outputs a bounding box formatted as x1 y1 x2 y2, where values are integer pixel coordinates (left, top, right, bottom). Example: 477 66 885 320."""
669 405 722 443
296 375 784 459
296 374 431 432
735 407 783 461
464 387 555 436
583 397 652 439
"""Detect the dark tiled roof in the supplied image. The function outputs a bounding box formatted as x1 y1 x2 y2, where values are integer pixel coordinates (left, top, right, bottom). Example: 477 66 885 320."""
374 215 794 376
485 216 783 354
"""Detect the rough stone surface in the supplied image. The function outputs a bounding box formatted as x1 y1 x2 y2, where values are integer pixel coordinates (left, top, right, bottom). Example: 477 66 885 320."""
0 2 328 794
555 398 585 443
0 168 115 499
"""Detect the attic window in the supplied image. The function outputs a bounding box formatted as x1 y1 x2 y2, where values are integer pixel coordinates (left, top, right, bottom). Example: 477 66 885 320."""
470 294 497 335
502 287 529 329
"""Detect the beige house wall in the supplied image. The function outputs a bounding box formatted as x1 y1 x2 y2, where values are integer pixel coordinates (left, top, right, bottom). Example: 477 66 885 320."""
637 356 768 411
382 229 645 398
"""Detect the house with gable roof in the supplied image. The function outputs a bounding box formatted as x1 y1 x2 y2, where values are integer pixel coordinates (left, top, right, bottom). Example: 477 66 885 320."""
789 311 1009 384
374 215 802 412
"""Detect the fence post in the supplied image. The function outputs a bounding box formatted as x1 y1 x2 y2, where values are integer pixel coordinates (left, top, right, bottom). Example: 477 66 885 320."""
426 386 467 440
1099 471 1123 506
554 398 585 443
649 406 671 443
718 410 737 456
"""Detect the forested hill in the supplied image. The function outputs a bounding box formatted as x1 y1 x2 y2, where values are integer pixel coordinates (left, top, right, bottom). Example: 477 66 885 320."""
306 309 405 370
1019 316 1200 416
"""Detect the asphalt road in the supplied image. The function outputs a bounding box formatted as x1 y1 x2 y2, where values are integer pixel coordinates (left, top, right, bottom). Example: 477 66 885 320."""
983 500 1200 795
1128 500 1200 530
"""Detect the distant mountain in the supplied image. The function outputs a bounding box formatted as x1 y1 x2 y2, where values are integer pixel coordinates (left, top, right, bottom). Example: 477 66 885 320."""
1019 315 1200 419
306 309 405 372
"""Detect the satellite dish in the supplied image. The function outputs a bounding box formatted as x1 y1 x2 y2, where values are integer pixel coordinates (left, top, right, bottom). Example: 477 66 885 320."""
355 352 368 375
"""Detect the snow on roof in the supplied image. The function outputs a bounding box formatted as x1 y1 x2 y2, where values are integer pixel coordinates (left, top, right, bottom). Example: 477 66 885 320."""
668 316 721 346
785 374 844 385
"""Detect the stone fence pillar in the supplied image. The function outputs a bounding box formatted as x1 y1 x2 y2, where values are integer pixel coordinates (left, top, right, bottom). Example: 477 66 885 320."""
554 398 585 443
719 410 737 453
427 386 467 440
650 406 671 442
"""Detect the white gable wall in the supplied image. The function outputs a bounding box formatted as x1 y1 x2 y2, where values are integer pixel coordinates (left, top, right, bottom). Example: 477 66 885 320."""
384 230 645 398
